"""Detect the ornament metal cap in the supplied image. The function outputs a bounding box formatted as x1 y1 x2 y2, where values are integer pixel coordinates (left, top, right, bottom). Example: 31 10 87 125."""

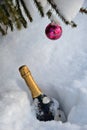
19 65 31 78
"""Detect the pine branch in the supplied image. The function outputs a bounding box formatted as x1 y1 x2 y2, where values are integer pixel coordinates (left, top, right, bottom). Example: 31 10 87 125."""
0 0 32 35
33 0 44 17
0 4 12 34
20 0 33 22
5 0 22 29
1 4 13 31
15 0 27 28
47 0 77 28
0 0 84 35
80 7 87 14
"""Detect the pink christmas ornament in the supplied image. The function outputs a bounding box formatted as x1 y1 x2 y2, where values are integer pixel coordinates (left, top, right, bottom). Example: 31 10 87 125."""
45 22 62 40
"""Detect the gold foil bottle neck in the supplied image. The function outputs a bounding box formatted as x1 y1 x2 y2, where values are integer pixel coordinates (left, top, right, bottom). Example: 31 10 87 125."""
19 65 42 98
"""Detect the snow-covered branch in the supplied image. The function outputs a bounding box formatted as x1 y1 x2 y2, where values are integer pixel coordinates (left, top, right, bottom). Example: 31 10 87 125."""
0 0 85 35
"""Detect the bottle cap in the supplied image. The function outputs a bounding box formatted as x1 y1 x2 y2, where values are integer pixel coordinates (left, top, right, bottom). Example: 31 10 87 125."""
19 65 31 78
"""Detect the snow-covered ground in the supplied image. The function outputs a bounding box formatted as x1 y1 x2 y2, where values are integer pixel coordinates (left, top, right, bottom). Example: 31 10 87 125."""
0 0 87 130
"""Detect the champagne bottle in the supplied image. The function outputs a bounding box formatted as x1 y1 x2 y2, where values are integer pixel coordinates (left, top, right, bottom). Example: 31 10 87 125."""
19 65 66 122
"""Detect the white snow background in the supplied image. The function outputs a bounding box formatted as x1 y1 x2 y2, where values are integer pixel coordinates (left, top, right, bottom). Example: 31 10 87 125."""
0 0 87 130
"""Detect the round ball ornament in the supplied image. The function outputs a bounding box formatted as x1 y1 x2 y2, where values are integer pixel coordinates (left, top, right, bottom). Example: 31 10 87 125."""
45 22 62 40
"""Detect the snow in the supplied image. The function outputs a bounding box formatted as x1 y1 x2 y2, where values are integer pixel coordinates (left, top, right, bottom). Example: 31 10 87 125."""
0 0 87 130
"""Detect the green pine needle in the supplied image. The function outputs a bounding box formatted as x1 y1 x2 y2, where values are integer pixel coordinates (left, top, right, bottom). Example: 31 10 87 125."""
33 0 44 17
20 0 33 22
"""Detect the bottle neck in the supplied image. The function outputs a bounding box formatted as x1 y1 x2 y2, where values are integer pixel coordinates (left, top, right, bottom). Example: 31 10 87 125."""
24 73 42 98
19 65 42 98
